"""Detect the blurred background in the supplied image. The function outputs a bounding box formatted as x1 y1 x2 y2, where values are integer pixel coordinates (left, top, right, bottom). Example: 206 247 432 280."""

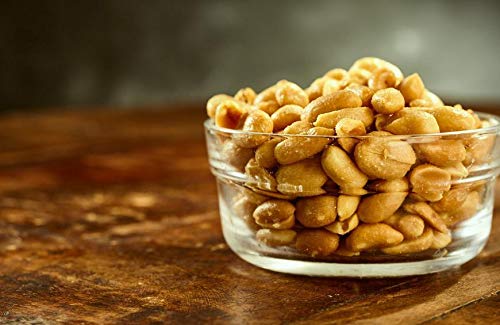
1 0 499 112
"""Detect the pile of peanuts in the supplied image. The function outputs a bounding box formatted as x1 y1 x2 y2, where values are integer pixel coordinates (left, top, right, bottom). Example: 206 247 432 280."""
207 57 494 258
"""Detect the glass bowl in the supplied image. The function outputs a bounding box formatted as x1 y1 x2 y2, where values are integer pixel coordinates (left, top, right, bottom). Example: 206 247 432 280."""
204 112 499 277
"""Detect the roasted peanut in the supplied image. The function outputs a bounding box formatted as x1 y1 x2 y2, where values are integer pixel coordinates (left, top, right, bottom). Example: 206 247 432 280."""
255 138 281 169
221 140 254 171
301 90 362 122
423 90 444 106
371 88 405 114
314 107 374 129
463 133 496 165
256 229 297 246
233 109 273 148
335 118 366 153
207 94 233 118
324 68 349 82
431 187 469 213
430 229 452 249
337 195 361 221
384 110 440 134
271 105 303 131
368 68 400 91
414 140 466 167
238 186 270 205
440 191 480 226
325 213 359 235
345 84 374 106
215 100 248 129
274 127 333 164
232 196 260 230
416 106 476 132
254 84 277 104
409 164 451 201
354 134 417 180
374 114 390 131
346 223 404 252
349 57 403 86
409 98 434 107
281 120 312 134
296 195 337 228
357 192 407 223
276 158 328 196
253 199 295 229
275 80 309 107
296 229 340 257
399 73 425 103
395 214 425 239
245 158 277 192
321 145 368 190
381 227 433 255
403 202 448 232
322 78 343 96
367 178 409 193
234 87 257 104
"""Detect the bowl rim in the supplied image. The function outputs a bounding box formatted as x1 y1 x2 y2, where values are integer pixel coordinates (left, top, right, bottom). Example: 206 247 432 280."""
204 111 500 139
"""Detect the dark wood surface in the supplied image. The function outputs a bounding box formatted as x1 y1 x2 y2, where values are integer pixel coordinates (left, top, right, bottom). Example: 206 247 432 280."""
0 106 498 324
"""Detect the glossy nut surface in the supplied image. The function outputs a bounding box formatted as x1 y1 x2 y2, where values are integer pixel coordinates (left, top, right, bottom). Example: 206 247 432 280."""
276 158 328 196
233 110 273 148
335 118 366 153
384 110 440 134
337 195 361 221
324 213 359 235
381 227 433 255
234 87 257 104
296 195 337 228
296 229 340 257
357 192 407 223
414 140 466 167
207 94 233 118
321 145 368 189
409 164 451 200
346 223 404 252
271 105 303 131
245 158 277 192
301 90 362 122
221 140 254 171
399 73 425 103
275 80 309 107
371 88 405 114
253 199 296 229
255 138 281 169
256 229 297 246
314 107 374 129
274 127 333 165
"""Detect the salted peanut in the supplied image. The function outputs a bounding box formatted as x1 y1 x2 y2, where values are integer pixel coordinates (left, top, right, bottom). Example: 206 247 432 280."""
275 80 309 107
354 134 417 180
409 164 451 200
431 187 469 213
345 84 374 106
234 87 256 104
321 146 368 190
256 229 297 246
221 140 254 171
368 68 399 91
245 159 277 192
238 187 270 205
381 228 433 255
395 214 425 239
314 107 374 129
276 158 328 196
468 109 482 128
335 118 366 153
233 110 273 148
301 90 362 122
322 78 343 95
430 229 452 249
349 57 404 85
274 127 333 164
305 77 328 101
324 68 349 81
281 120 312 135
256 100 280 115
371 88 405 114
296 195 337 228
271 105 303 131
232 196 260 230
444 162 469 179
254 84 277 104
416 106 476 132
403 202 448 232
367 178 409 193
463 133 496 165
207 94 233 118
255 138 281 169
357 192 407 223
337 195 361 221
441 191 480 226
399 73 425 103
215 100 248 129
345 223 404 252
384 110 440 134
253 199 295 229
414 140 466 167
409 98 433 107
325 213 359 235
296 229 340 257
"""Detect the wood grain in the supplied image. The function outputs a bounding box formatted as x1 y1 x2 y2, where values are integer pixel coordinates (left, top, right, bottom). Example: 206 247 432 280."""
0 106 498 324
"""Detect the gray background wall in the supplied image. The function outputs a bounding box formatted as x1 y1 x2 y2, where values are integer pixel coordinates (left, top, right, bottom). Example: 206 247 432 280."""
1 0 499 111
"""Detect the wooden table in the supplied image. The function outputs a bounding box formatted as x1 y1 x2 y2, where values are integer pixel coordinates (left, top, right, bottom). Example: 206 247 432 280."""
0 107 498 324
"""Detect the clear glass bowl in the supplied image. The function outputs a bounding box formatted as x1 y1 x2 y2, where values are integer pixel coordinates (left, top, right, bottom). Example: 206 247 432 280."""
204 112 500 277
